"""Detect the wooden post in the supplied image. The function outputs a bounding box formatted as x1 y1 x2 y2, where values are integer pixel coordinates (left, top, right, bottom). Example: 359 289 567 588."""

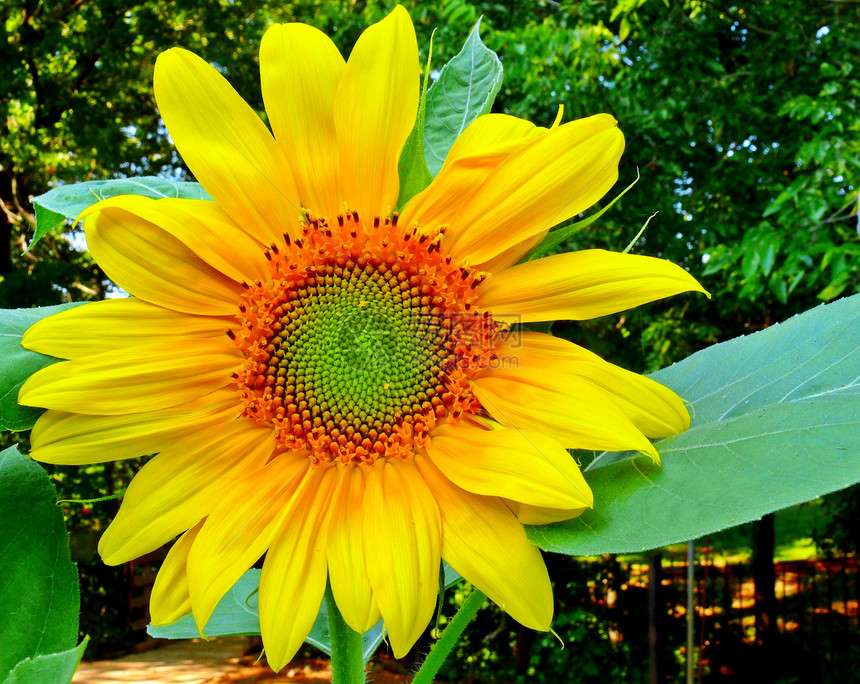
687 540 695 684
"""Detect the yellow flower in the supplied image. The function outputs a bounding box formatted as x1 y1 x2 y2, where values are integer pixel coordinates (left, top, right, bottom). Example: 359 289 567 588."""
18 6 706 670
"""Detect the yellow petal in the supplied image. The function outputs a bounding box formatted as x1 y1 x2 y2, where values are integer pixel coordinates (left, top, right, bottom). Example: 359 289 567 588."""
98 419 273 564
406 114 623 267
504 500 588 525
88 196 268 282
154 48 301 244
364 458 441 657
186 455 310 635
451 116 623 266
83 200 246 316
259 466 339 672
150 519 204 626
327 465 380 633
478 229 548 277
426 419 592 509
479 249 709 323
18 340 239 415
472 363 660 461
504 332 690 438
400 113 552 270
401 113 545 231
260 23 344 219
22 298 235 360
29 393 238 465
438 113 545 173
416 455 553 631
335 6 418 221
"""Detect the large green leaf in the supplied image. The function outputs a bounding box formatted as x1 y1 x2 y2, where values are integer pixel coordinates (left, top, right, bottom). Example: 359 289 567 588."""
527 294 860 555
423 19 502 176
0 446 81 680
29 177 210 248
0 303 85 431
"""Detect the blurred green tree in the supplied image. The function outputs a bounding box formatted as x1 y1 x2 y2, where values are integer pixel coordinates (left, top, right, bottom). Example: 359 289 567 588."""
4 1 858 333
480 0 859 370
2 0 274 306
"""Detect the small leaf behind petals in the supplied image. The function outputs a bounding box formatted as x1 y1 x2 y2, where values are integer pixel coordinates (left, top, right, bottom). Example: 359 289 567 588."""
423 19 503 176
30 177 210 248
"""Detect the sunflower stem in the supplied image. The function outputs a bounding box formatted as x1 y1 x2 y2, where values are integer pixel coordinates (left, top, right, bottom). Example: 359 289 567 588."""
412 586 487 684
326 584 366 684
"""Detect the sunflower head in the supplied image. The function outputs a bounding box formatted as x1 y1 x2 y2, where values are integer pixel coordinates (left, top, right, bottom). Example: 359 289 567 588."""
18 5 707 671
232 209 498 464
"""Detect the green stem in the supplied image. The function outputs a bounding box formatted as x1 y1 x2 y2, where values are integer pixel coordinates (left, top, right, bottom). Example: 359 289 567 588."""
413 587 487 684
326 584 366 684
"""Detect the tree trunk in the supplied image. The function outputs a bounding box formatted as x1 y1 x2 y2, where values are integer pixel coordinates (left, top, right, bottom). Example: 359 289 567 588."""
0 171 13 276
752 513 779 679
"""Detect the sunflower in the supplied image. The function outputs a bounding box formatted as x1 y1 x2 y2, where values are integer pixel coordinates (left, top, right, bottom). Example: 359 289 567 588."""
19 6 706 670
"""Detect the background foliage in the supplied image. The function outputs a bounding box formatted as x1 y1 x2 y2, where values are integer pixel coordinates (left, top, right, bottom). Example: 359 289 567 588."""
1 0 857 674
4 0 857 357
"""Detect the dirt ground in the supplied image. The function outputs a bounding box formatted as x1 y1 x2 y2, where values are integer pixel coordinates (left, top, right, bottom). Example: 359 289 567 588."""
211 655 415 683
73 637 423 684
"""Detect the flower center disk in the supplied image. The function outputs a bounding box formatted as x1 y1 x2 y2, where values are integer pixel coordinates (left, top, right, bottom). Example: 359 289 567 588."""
232 211 497 465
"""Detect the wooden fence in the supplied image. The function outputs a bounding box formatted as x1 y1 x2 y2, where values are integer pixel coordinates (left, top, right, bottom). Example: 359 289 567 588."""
122 551 857 681
609 554 858 682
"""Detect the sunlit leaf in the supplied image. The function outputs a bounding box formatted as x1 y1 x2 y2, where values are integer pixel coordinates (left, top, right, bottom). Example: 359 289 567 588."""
0 303 85 432
0 446 81 680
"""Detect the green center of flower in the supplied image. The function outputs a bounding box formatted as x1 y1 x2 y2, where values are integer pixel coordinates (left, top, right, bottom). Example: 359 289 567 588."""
261 260 451 447
232 211 498 465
